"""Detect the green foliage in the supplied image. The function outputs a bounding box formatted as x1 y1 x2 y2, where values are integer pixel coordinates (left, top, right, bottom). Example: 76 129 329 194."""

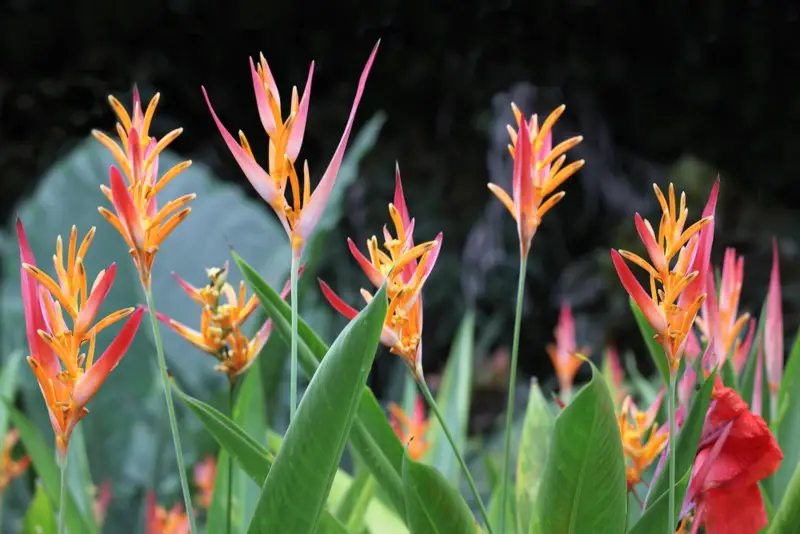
515 380 553 532
23 483 57 534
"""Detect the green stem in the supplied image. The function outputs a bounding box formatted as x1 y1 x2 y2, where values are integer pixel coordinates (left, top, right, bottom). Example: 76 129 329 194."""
58 452 67 534
145 288 198 534
290 254 299 422
418 378 494 534
667 372 677 534
499 256 527 534
227 381 236 534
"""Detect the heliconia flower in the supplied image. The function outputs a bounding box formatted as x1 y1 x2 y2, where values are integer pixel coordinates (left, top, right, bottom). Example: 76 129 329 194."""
732 318 756 377
612 181 717 374
684 376 782 534
146 491 191 534
0 428 31 494
157 263 299 383
93 480 113 527
93 89 195 289
546 302 589 398
617 390 667 500
388 395 431 460
695 248 750 368
203 42 380 259
487 104 584 258
194 455 217 510
765 238 783 401
319 167 441 378
18 219 143 456
603 344 627 406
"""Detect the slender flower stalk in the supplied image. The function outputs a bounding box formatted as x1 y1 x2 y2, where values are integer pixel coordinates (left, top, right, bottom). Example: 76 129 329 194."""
488 104 583 534
58 454 68 534
203 43 379 419
611 180 718 533
94 90 198 531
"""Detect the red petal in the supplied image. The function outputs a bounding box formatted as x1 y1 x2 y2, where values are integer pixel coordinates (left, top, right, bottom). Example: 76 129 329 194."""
295 41 379 241
287 62 314 162
318 279 359 320
702 484 767 534
611 249 667 334
73 308 143 407
75 263 116 336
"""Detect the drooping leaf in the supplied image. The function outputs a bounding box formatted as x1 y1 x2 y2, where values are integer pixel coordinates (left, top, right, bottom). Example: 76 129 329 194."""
516 380 554 532
402 452 477 534
235 252 407 517
5 403 96 534
23 482 58 534
426 310 475 484
630 299 670 385
643 368 717 522
530 361 627 534
245 278 387 533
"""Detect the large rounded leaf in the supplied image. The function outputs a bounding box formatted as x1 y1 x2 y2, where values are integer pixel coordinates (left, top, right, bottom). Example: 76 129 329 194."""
243 257 387 533
530 361 627 534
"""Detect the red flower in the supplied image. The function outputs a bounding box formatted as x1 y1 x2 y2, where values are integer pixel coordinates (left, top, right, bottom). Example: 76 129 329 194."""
686 377 782 534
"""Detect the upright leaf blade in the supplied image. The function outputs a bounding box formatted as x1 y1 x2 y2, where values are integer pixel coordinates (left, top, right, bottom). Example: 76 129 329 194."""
246 279 387 533
402 453 477 534
426 310 475 483
530 361 627 534
516 380 554 532
335 467 375 532
772 325 800 504
23 482 58 534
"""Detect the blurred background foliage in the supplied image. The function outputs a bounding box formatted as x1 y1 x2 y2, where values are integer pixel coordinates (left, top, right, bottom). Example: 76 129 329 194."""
1 0 799 528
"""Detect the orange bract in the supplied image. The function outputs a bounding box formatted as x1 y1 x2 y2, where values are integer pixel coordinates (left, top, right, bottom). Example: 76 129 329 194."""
93 89 194 289
146 492 191 534
618 393 667 492
389 396 431 460
0 429 30 494
488 104 584 257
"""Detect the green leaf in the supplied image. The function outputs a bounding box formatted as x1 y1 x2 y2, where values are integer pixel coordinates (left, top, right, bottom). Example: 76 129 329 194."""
235 252 408 517
516 380 554 532
739 298 768 402
0 351 22 437
5 403 96 534
771 325 800 505
205 362 269 534
530 360 626 534
644 368 717 520
426 310 475 483
66 426 97 526
767 461 800 534
630 298 670 385
489 478 518 534
627 470 690 534
245 277 387 533
317 513 351 534
328 469 409 534
402 452 477 534
174 386 273 486
335 467 376 532
23 482 57 534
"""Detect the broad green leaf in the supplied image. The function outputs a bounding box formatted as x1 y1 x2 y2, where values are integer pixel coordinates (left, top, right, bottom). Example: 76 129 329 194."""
328 467 409 534
245 279 387 533
6 404 96 534
23 482 57 534
402 453 477 534
317 513 351 534
771 325 800 505
627 470 690 534
235 252 407 517
516 380 554 532
531 361 626 534
206 362 268 534
644 368 716 519
630 298 670 385
174 386 273 486
335 467 376 532
427 310 475 483
767 461 800 534
489 478 518 534
0 135 291 526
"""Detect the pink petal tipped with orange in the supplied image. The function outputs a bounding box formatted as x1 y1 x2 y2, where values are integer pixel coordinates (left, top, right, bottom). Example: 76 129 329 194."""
286 62 314 162
634 213 667 274
611 249 667 334
75 263 116 336
680 178 719 308
250 57 278 137
202 87 282 208
109 166 145 253
295 41 379 242
73 308 143 407
513 115 533 255
347 238 384 288
765 238 783 395
319 279 359 320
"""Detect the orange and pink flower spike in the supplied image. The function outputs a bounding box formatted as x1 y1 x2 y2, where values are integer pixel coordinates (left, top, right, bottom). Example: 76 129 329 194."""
203 42 380 260
765 238 783 405
146 491 192 534
319 166 441 379
546 302 589 399
487 104 584 258
93 480 113 527
93 90 195 289
0 428 30 494
388 395 431 460
194 455 217 510
18 218 143 457
604 344 627 406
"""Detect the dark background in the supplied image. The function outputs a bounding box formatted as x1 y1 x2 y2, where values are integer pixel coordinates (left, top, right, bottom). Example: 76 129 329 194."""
2 0 799 398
